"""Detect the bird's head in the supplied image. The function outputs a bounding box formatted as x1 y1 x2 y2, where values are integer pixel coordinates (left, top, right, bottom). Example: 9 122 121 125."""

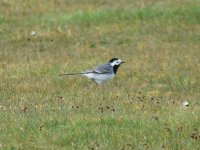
109 58 125 67
109 58 125 74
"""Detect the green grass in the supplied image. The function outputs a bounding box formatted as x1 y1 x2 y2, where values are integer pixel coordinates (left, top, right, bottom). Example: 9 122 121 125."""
0 0 200 149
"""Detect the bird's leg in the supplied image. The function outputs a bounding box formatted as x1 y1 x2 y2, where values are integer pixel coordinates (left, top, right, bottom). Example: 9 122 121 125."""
89 79 97 89
91 79 98 86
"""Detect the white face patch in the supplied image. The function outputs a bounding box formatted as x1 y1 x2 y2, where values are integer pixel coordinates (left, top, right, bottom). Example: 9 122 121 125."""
110 59 122 66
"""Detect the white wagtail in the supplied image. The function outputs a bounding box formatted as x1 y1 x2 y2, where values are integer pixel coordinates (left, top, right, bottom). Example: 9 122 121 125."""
59 58 125 84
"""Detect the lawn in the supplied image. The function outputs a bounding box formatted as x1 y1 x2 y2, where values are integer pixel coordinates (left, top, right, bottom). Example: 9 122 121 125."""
0 0 200 149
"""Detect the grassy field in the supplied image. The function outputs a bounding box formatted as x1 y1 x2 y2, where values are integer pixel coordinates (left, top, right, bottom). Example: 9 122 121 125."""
0 0 200 149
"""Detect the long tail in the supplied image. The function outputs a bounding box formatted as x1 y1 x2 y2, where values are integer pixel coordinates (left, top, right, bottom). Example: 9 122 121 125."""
59 73 85 76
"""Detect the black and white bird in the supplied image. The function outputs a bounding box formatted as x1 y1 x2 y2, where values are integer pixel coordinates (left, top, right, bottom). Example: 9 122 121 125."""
59 58 125 84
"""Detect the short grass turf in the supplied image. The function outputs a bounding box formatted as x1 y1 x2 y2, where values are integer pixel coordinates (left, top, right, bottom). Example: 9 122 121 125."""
0 0 200 149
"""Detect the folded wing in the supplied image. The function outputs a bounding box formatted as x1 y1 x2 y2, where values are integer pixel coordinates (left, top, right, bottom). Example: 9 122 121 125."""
83 63 112 74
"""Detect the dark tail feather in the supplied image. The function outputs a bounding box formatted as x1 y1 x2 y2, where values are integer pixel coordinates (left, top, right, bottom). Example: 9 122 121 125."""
59 73 84 76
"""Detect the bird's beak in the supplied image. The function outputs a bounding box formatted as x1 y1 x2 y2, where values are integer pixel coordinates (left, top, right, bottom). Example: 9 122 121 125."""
121 61 125 64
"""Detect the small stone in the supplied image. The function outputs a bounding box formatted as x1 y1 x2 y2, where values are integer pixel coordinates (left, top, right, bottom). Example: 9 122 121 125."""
182 101 189 107
31 31 37 36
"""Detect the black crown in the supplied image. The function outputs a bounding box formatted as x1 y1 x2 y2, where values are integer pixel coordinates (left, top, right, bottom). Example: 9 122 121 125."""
109 58 118 63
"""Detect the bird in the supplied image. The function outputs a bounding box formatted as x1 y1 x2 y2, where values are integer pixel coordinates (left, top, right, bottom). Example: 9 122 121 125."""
59 58 125 84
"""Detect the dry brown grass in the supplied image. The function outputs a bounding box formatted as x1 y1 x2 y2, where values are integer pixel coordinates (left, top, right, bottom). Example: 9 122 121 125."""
0 0 200 149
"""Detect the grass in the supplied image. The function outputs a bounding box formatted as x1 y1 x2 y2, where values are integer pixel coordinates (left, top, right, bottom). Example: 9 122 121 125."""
0 0 200 149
